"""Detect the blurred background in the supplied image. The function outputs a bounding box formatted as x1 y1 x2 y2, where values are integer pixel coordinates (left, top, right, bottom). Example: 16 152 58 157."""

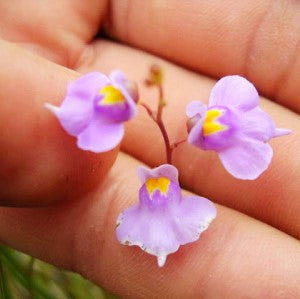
0 244 117 299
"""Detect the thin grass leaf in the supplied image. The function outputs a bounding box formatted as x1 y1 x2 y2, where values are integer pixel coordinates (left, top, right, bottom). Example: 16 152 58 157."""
0 248 55 299
0 258 13 299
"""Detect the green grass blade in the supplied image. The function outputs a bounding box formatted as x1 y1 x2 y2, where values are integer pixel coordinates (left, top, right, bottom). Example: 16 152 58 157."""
0 258 12 299
0 247 55 299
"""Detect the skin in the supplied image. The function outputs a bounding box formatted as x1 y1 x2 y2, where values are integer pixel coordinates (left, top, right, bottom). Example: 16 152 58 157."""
0 0 299 298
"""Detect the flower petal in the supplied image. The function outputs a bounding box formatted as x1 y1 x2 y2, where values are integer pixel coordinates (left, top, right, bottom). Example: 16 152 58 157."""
45 72 110 136
218 138 273 179
116 195 216 266
94 100 132 123
137 164 179 184
116 205 180 259
171 195 217 245
109 70 127 85
68 72 110 99
45 100 94 136
240 107 275 142
110 71 137 120
187 117 205 148
209 75 259 112
77 118 124 153
186 101 207 118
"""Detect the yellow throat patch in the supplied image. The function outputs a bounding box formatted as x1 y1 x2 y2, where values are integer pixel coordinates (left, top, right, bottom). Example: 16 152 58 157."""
203 109 227 136
145 177 170 196
98 85 125 105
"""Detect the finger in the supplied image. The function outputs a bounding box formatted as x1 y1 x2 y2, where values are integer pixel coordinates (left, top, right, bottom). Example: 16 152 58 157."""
0 153 299 298
77 40 300 239
0 0 105 65
104 0 300 112
0 39 118 206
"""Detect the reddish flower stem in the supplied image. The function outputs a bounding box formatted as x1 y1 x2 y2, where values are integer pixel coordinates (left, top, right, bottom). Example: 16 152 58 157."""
139 103 155 121
141 67 188 164
157 120 172 164
140 84 174 164
171 138 187 150
156 84 173 164
156 85 164 121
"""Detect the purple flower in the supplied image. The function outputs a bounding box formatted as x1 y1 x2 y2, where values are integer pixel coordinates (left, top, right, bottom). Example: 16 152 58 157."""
116 164 216 267
45 71 137 153
186 75 291 180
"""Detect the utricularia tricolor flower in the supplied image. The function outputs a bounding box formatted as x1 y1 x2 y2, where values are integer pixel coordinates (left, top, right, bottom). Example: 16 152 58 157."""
45 71 137 152
116 164 217 267
186 75 291 179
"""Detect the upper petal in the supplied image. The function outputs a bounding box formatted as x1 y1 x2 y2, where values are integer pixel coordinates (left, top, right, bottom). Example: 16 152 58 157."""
218 138 273 179
137 164 179 184
110 70 137 120
209 75 259 112
109 70 127 85
186 101 207 118
77 117 124 153
67 72 110 100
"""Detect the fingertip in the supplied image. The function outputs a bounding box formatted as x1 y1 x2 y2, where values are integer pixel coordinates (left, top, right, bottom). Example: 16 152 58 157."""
0 42 119 206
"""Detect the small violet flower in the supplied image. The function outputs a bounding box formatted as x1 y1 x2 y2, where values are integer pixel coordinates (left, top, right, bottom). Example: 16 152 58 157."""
116 164 216 267
186 75 291 180
45 71 137 153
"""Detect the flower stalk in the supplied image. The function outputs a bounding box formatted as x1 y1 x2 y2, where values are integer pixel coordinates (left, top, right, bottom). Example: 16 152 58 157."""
141 65 182 164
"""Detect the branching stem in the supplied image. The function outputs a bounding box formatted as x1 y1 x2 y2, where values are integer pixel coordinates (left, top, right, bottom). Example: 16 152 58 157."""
141 67 187 164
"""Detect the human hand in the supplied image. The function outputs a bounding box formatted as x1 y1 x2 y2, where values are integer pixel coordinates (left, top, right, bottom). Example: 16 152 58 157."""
0 1 299 298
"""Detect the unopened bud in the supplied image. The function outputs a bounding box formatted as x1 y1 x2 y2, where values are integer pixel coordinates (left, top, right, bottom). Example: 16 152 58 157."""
144 78 155 86
150 64 161 75
146 64 163 85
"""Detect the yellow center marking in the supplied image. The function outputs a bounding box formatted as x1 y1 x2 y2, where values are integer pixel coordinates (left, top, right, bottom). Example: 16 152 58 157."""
98 85 125 106
145 177 170 196
203 109 227 136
